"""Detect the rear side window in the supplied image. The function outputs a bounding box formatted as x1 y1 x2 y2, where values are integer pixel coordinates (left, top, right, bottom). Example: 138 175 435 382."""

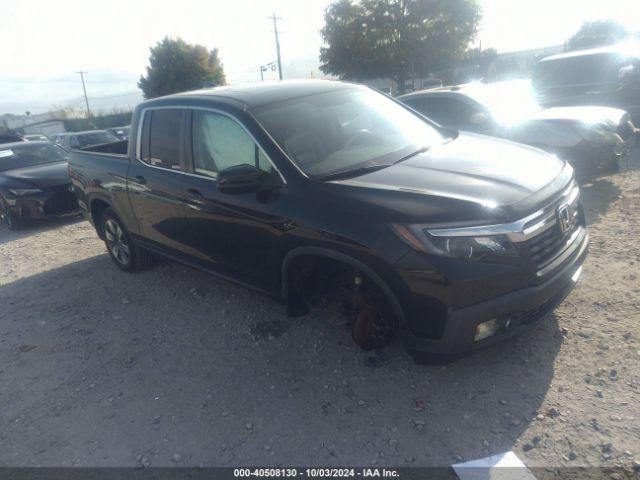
408 96 479 126
140 109 184 170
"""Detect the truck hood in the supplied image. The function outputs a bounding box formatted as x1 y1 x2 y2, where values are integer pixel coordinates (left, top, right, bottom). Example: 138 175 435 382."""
1 161 70 188
331 132 565 213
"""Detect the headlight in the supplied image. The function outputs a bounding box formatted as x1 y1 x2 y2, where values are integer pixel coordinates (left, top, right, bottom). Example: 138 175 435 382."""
8 188 42 196
391 224 516 260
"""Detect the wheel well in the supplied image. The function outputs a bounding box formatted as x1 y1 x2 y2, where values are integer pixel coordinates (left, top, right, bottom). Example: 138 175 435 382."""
90 199 110 239
281 249 407 329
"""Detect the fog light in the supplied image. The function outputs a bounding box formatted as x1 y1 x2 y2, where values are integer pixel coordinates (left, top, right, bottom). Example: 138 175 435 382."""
474 318 500 341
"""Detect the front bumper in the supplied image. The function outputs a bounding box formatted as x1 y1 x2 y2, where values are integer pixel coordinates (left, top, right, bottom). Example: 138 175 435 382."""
401 231 588 355
9 185 80 221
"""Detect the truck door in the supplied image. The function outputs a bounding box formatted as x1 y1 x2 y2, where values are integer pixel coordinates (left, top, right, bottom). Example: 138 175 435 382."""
176 108 289 290
127 108 193 255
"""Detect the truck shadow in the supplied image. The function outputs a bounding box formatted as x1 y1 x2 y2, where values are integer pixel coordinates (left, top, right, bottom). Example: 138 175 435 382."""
0 254 563 466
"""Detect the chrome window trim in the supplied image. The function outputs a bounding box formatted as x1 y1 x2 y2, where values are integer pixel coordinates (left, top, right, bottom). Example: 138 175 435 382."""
428 181 580 243
135 105 287 184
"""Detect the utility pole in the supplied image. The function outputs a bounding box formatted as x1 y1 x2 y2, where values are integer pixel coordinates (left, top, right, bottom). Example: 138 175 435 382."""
75 71 91 118
270 13 283 80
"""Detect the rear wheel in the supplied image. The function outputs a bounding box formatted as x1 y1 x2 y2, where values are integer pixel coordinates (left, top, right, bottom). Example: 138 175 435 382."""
101 208 153 272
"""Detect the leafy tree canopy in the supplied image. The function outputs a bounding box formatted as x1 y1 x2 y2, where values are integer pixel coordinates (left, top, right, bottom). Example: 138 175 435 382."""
320 0 481 93
567 20 628 51
138 37 226 99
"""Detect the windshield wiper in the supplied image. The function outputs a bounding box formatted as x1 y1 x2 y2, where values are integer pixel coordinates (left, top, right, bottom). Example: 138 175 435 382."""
392 146 429 165
318 147 430 182
318 163 392 181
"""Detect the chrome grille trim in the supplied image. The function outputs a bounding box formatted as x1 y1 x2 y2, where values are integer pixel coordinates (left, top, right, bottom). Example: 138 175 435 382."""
428 181 580 243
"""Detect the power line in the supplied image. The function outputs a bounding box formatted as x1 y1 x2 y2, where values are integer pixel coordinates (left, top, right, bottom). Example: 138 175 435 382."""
270 13 283 80
74 71 91 118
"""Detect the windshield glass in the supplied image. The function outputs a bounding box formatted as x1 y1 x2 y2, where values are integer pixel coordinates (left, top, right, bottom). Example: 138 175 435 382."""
463 80 541 126
252 87 444 178
0 143 67 171
77 131 119 146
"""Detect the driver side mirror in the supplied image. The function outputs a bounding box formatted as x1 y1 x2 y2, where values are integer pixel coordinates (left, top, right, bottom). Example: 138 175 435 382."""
469 112 489 125
217 164 264 194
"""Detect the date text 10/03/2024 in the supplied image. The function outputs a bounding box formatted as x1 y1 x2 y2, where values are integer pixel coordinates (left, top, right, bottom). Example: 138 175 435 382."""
233 468 400 478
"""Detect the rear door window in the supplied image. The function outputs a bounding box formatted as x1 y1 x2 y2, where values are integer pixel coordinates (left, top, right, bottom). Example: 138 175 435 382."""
409 96 480 126
140 108 185 171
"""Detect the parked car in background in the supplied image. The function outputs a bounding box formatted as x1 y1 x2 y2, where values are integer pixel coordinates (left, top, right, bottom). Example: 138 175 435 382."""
0 141 79 229
0 134 26 145
59 130 119 151
398 80 637 177
69 80 587 361
107 126 130 141
24 134 50 142
48 133 66 145
532 45 640 121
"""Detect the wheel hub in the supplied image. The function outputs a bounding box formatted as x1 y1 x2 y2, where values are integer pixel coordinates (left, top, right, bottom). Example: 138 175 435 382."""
105 219 130 265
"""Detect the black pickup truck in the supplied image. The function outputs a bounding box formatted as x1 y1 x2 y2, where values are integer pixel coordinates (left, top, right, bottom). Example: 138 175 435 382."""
68 80 588 361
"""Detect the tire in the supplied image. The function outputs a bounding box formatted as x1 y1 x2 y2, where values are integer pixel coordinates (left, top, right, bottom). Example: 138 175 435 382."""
0 203 21 231
100 208 154 272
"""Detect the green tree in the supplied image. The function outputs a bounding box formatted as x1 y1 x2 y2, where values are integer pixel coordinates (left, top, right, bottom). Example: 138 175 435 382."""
320 0 481 94
138 37 226 99
568 20 628 51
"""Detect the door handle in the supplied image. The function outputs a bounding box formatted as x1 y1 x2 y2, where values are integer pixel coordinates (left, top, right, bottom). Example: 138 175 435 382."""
133 175 146 185
186 188 204 199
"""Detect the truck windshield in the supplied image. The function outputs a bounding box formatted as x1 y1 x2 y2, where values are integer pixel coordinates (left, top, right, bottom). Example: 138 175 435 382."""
252 87 444 179
0 143 67 171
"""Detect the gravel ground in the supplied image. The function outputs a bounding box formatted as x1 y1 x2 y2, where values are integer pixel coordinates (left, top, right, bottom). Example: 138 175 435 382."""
0 148 639 471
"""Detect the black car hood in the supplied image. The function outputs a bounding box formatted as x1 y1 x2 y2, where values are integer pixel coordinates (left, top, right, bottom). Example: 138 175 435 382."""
2 161 70 188
329 132 565 222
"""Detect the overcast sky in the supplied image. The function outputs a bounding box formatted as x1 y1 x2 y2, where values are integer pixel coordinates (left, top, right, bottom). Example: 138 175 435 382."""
1 0 639 115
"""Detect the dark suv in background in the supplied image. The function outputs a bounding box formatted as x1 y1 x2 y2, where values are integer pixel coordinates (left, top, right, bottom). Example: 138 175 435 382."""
533 45 640 122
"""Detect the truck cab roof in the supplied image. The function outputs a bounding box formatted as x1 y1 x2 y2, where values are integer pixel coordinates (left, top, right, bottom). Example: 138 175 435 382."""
146 79 358 110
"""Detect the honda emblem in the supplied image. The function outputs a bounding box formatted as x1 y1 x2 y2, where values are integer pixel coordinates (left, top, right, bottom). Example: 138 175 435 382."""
557 204 573 233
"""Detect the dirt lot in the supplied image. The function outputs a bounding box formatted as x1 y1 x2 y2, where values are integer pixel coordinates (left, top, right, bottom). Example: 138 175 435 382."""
0 150 639 471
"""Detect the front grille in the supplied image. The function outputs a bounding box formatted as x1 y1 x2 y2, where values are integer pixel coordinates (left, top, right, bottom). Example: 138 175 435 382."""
527 223 568 267
43 185 78 215
519 191 584 272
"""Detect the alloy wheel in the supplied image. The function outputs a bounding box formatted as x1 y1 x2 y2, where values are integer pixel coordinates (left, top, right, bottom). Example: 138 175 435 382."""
1 204 14 228
104 218 131 266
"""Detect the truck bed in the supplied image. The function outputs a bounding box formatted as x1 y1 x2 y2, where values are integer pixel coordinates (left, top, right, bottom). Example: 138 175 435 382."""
68 140 133 231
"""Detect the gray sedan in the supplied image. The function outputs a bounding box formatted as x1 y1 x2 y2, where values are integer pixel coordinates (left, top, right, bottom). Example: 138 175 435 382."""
399 80 638 177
